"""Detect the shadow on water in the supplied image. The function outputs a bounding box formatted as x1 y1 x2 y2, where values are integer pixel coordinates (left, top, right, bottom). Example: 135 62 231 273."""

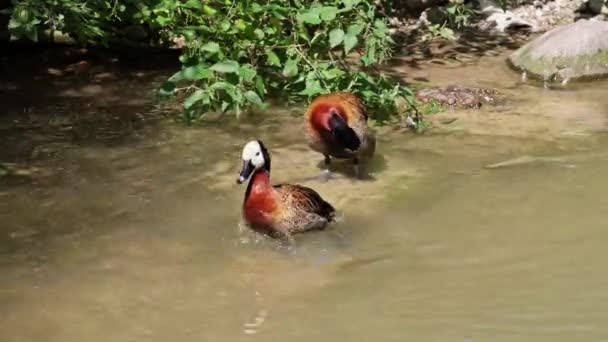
306 153 388 182
388 29 529 75
0 42 180 159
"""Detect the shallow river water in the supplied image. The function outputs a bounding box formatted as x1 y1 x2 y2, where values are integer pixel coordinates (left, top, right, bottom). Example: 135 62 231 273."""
1 46 608 341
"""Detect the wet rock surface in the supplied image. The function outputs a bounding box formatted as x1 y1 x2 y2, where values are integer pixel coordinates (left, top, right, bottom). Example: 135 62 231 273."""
509 19 608 81
416 85 503 108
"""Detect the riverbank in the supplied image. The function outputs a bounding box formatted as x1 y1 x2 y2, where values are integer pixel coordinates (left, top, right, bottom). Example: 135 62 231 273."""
2 31 607 176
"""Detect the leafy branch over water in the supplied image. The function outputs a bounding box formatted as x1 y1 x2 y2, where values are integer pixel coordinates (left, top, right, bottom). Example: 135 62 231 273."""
4 0 417 124
160 0 415 123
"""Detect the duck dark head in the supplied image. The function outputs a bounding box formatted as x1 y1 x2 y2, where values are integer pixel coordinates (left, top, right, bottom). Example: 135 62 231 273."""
236 140 271 184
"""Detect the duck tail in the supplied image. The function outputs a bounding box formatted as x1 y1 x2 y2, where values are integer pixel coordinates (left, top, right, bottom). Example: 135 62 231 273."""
321 200 337 222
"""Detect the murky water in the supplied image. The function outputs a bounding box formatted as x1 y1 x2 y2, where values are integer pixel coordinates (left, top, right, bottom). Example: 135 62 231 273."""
2 46 608 341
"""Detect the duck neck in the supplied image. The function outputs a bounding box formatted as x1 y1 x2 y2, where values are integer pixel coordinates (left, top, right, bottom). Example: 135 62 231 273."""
244 169 272 201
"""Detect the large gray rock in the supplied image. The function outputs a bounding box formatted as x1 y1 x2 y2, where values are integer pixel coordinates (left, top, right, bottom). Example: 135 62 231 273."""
509 19 608 82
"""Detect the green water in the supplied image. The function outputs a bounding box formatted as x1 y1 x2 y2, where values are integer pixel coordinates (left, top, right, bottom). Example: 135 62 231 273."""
1 47 608 341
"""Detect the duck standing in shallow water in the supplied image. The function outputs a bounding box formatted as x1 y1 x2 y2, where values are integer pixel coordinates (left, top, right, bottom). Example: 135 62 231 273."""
236 140 336 241
305 92 376 180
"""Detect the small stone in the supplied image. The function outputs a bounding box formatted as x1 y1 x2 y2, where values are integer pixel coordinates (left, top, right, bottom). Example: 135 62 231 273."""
415 85 502 108
47 68 63 76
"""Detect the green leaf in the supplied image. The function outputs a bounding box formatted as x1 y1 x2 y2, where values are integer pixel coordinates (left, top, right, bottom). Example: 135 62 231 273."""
181 65 213 80
223 86 243 103
366 6 375 19
374 19 387 30
210 82 235 91
323 68 344 80
282 58 298 77
155 15 172 26
202 4 217 15
179 28 196 40
265 49 281 67
234 19 247 30
361 90 375 99
159 81 176 96
329 28 344 48
361 38 377 66
184 89 207 109
297 9 321 25
305 70 318 82
239 65 257 82
7 18 20 30
244 91 263 106
210 60 240 73
253 28 265 39
219 20 231 32
25 27 38 42
341 0 361 8
182 0 203 9
298 31 311 43
251 3 264 13
294 72 307 84
299 80 324 96
347 24 365 36
168 71 183 82
319 6 338 21
271 10 286 20
344 33 358 54
358 72 376 85
317 62 331 70
201 42 220 54
255 76 266 95
178 54 193 64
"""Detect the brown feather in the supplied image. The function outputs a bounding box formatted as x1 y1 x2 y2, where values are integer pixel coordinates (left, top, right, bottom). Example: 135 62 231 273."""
274 184 336 221
306 92 368 125
305 92 375 162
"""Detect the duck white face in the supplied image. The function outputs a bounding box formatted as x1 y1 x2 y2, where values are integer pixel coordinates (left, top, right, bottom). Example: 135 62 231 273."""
242 140 265 168
237 140 269 184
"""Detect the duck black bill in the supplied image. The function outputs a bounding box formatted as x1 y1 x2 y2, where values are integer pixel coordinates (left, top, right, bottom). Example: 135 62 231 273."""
237 160 255 184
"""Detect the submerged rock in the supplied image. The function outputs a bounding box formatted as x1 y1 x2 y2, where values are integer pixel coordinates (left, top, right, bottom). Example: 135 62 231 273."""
423 6 449 25
416 85 502 108
485 155 567 169
509 19 608 82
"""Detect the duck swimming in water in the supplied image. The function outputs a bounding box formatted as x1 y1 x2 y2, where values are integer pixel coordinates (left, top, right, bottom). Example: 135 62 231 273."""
305 92 376 180
236 140 336 241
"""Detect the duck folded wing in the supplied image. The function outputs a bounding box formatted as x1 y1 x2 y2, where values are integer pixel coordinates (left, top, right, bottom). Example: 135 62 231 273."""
274 184 336 221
